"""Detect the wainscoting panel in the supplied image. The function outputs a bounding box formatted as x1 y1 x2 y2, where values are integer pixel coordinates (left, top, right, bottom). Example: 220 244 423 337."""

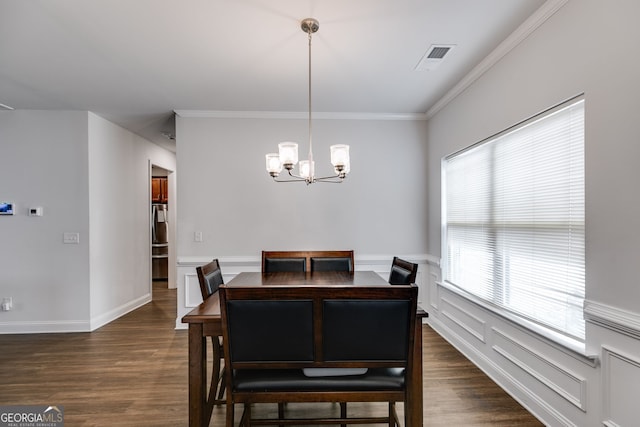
440 295 486 344
492 328 587 411
428 271 439 312
184 273 200 308
602 347 640 427
429 276 601 426
184 272 238 308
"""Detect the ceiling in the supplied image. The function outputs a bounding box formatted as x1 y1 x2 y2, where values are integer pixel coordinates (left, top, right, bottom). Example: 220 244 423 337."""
0 0 548 152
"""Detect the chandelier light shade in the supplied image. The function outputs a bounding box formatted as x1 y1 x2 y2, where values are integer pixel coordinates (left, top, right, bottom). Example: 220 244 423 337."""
278 142 299 168
265 18 350 184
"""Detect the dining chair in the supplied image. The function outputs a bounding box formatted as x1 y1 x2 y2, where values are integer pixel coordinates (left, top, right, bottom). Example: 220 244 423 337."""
388 256 418 285
310 250 354 272
195 259 226 409
196 258 224 299
262 251 307 272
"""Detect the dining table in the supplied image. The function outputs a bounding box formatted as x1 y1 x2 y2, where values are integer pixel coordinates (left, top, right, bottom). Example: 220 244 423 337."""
181 270 428 427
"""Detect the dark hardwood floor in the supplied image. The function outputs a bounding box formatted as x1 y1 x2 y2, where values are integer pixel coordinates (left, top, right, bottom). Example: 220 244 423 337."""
0 282 543 426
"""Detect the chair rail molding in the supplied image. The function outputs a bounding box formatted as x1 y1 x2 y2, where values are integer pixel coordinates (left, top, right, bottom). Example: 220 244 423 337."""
584 300 640 340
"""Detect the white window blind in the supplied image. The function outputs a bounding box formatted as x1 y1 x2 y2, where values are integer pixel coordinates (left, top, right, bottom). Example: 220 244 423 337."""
442 97 585 342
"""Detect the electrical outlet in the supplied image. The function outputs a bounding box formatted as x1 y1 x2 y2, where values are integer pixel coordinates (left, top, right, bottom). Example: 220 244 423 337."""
63 232 80 244
194 231 203 242
1 297 12 311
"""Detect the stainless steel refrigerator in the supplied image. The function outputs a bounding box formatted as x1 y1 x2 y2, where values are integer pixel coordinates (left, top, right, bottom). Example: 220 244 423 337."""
152 204 169 280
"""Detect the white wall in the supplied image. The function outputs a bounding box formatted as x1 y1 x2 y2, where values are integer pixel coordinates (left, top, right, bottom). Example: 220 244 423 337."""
0 110 176 333
176 116 428 255
88 113 176 329
174 114 430 324
0 110 91 331
425 1 640 425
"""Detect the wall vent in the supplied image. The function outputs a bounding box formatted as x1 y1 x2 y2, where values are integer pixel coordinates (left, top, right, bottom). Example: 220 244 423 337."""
415 44 456 71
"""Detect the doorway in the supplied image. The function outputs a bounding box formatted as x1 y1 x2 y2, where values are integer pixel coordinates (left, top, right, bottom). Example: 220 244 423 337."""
150 164 175 294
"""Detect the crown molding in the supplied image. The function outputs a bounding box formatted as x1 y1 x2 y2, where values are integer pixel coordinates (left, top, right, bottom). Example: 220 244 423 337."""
174 110 428 121
425 0 570 119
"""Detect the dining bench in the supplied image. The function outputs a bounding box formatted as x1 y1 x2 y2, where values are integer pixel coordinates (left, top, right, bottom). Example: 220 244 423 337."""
218 283 419 426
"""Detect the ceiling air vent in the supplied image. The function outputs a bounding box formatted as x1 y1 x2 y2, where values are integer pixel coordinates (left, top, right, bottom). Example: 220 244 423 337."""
415 44 456 71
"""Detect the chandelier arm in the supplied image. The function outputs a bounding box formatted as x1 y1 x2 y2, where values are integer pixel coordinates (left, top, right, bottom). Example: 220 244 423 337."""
272 170 307 182
272 177 308 183
314 179 344 184
271 169 313 183
314 174 346 183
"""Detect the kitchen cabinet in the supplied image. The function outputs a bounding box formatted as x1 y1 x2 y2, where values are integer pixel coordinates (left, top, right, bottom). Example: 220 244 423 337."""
152 177 168 203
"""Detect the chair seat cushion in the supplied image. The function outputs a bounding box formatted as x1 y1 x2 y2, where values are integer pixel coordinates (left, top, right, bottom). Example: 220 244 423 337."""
233 367 405 392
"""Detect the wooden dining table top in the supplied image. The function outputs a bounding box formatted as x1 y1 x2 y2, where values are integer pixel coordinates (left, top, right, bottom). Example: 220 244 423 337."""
182 271 427 323
230 270 388 286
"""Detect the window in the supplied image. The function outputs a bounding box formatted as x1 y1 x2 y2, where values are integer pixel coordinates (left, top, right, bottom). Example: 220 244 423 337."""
442 96 585 344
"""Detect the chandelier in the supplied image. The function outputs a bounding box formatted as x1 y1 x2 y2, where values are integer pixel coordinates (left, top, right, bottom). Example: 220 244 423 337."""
265 18 350 184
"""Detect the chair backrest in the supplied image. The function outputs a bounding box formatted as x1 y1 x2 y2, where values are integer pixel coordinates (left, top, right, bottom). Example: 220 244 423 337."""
262 250 354 273
262 251 307 273
310 252 354 272
388 256 418 285
220 285 417 368
196 259 224 300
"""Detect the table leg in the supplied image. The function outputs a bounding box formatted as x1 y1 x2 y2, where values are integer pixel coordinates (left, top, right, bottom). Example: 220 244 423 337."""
406 321 424 427
188 323 208 427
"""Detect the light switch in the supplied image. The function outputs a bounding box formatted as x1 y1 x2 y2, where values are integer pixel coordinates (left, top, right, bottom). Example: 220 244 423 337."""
63 232 80 244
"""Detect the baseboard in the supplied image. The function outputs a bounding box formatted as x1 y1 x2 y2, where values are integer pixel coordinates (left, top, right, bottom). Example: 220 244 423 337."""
90 293 152 331
0 294 153 334
175 320 188 330
0 320 91 334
